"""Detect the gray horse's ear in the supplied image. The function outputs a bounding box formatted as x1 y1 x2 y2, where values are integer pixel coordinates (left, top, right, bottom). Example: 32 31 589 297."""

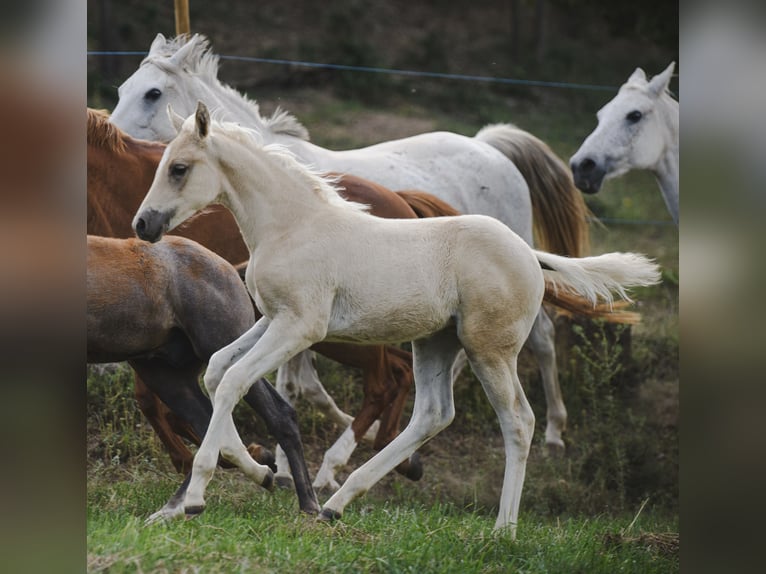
170 33 199 67
628 67 647 84
149 33 167 54
648 62 675 97
195 101 210 140
167 104 185 135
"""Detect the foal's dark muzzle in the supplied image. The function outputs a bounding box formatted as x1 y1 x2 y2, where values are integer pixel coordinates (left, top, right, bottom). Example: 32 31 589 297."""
133 208 172 243
570 157 605 194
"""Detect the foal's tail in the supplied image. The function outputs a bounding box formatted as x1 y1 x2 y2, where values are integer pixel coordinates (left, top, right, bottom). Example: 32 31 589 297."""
396 190 462 218
535 251 661 309
475 123 594 257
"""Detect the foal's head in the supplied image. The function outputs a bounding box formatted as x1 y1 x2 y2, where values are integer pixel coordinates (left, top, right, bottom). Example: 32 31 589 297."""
133 102 222 243
570 62 677 193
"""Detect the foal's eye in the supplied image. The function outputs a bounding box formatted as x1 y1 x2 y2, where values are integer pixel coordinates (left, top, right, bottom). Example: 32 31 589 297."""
144 88 162 102
170 163 188 178
626 110 643 124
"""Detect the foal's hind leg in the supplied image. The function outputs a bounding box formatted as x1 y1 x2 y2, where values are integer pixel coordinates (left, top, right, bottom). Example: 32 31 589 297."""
526 308 567 452
467 354 535 538
319 329 462 523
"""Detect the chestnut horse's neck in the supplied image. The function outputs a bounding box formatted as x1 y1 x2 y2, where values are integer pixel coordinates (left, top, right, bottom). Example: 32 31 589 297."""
87 138 165 238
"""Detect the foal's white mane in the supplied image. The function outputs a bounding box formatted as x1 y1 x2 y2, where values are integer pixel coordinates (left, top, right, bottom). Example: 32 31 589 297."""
212 120 368 213
145 34 310 140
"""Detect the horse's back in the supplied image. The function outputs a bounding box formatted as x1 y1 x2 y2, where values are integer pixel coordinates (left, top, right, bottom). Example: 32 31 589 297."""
330 173 418 219
294 132 533 242
304 213 541 345
155 236 256 353
87 236 254 361
87 236 176 360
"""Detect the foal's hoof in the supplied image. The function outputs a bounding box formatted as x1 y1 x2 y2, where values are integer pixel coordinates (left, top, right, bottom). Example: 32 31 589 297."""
184 505 205 519
317 507 342 523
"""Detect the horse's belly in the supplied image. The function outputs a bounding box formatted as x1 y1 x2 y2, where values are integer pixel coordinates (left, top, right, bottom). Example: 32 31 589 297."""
324 300 454 345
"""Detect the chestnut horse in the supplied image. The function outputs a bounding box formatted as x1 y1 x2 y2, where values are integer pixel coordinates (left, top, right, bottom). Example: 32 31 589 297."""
87 109 451 489
87 234 320 514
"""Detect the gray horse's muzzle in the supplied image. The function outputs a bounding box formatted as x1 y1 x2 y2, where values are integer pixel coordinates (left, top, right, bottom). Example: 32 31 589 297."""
570 157 605 194
133 208 173 243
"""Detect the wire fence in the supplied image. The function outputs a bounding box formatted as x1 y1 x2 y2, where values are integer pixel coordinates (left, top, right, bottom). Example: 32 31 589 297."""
87 51 619 92
87 51 675 227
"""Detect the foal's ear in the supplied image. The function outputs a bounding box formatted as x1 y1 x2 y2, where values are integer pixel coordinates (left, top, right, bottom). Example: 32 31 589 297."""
195 101 210 140
648 62 675 97
627 67 647 85
167 104 185 135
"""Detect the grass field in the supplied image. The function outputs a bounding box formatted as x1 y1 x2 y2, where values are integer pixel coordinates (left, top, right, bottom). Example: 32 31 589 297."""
88 462 678 573
86 85 678 572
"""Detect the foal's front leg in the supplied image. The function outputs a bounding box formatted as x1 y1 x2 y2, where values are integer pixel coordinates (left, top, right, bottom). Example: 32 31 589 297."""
145 320 271 524
183 316 321 517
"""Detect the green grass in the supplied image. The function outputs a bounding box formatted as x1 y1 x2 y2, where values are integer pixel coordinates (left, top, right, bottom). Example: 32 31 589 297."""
88 467 677 573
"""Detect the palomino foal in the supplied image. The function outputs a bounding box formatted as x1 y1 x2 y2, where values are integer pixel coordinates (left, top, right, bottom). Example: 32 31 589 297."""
133 103 660 537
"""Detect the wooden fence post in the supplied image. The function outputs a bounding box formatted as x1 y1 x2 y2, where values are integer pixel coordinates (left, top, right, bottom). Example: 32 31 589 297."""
174 0 190 36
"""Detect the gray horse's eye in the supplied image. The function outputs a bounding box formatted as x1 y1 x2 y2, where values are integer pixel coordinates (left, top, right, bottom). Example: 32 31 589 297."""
144 88 162 102
626 110 642 124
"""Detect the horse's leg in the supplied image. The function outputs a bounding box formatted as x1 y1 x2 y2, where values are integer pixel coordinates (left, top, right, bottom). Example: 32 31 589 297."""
290 350 356 428
451 349 468 382
312 347 388 492
312 346 418 492
131 357 276 471
132 372 197 473
319 329 462 523
525 308 567 452
242 378 320 514
371 347 422 481
466 353 535 538
146 320 273 523
274 350 359 487
183 317 318 516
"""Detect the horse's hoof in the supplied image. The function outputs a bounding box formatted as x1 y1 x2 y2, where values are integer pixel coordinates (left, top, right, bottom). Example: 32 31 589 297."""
317 507 342 523
247 443 277 473
301 500 322 516
313 480 341 496
545 441 566 458
184 505 205 519
261 469 275 491
274 474 295 490
404 452 424 481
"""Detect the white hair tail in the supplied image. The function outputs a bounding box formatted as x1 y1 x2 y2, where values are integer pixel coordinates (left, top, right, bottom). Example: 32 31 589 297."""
535 251 661 307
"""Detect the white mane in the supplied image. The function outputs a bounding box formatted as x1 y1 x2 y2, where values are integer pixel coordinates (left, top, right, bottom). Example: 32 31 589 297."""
144 34 310 141
212 120 369 213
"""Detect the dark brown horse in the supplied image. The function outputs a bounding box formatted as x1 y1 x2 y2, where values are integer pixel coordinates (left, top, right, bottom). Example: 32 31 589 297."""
87 234 319 514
